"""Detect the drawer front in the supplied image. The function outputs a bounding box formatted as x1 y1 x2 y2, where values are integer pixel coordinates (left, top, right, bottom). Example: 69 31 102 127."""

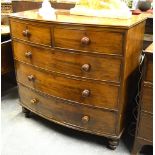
19 84 117 135
138 112 153 142
13 41 121 82
54 27 123 55
10 20 51 46
142 86 153 113
16 62 119 110
145 59 153 82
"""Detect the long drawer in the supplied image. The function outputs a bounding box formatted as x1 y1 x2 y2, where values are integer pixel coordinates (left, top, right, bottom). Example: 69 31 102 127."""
138 112 153 142
54 26 123 55
10 20 51 46
13 41 122 82
18 84 117 135
16 62 119 110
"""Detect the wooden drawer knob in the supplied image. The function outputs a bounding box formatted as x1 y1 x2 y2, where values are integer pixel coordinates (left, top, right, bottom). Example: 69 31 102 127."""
82 115 89 123
82 89 90 97
30 98 38 104
27 75 35 81
22 29 31 37
25 51 32 58
81 64 91 72
81 36 90 45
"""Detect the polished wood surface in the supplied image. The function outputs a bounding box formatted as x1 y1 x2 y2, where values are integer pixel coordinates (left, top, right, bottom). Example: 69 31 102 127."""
9 9 147 149
116 21 145 134
54 26 123 55
10 20 51 46
13 40 122 82
19 83 117 136
132 43 153 155
16 62 119 110
9 9 149 29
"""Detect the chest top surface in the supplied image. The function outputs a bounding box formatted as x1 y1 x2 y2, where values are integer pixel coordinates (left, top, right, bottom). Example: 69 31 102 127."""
9 9 150 29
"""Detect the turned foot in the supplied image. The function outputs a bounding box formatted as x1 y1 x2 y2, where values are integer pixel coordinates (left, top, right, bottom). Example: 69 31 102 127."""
22 107 31 118
108 138 120 150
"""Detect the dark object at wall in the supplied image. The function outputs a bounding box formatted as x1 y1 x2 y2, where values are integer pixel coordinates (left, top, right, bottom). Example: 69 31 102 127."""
138 1 151 11
1 35 17 93
1 39 14 75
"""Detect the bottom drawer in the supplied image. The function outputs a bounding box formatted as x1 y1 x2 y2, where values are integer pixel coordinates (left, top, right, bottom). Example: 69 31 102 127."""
18 84 117 136
138 112 153 141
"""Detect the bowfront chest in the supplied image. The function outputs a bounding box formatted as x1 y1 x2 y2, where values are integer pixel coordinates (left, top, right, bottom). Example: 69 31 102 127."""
9 10 147 149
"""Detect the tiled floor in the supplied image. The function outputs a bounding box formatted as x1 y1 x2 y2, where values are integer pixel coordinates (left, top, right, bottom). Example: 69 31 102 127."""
1 87 152 155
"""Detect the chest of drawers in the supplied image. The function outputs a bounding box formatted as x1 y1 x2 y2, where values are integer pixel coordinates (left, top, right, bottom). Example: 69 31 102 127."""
9 10 147 150
132 43 153 154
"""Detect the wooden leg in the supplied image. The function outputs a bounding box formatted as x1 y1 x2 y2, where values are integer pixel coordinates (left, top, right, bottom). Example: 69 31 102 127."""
131 138 142 155
108 138 120 150
22 107 30 118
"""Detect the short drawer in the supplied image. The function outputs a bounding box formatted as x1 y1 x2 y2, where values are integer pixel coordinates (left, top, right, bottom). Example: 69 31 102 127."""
16 62 119 110
13 41 121 82
142 86 153 113
54 27 123 55
10 20 51 46
138 112 153 142
18 84 117 135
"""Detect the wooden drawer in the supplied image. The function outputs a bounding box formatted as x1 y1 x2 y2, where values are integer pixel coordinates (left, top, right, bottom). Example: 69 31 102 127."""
138 112 153 142
16 62 119 110
54 27 123 55
145 59 153 82
18 84 117 135
10 20 51 46
142 86 153 113
13 41 122 82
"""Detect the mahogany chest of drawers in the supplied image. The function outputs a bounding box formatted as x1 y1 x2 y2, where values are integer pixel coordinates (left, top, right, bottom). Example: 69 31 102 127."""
132 43 153 154
9 10 147 149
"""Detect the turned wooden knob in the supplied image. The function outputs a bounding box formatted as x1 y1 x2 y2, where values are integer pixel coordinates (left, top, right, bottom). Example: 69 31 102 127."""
82 115 89 123
25 51 32 58
30 98 38 104
22 29 31 37
81 36 90 45
82 89 90 97
81 64 91 72
27 75 35 81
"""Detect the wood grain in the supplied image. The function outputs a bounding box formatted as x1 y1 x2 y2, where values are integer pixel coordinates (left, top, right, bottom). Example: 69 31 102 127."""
10 20 51 46
9 9 148 29
116 21 146 134
9 10 148 147
13 40 122 83
54 26 123 55
16 62 119 110
19 83 117 136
